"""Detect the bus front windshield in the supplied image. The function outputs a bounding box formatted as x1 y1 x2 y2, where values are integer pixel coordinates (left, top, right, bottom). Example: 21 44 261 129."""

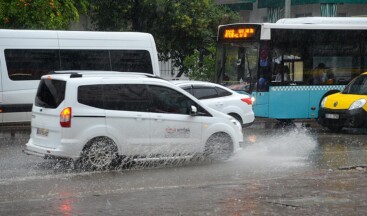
215 42 259 92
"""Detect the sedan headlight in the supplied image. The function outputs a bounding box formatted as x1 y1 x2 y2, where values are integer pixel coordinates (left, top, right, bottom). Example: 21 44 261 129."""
320 97 327 108
349 99 366 110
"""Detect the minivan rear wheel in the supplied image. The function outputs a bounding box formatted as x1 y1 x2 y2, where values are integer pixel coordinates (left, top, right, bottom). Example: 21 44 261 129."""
80 137 118 170
204 132 233 160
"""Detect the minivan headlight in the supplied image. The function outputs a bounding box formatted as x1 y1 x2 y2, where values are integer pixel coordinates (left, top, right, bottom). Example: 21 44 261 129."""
320 97 327 108
349 99 366 110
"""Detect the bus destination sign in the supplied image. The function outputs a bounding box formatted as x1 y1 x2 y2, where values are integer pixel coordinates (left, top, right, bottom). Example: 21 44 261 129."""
223 28 256 39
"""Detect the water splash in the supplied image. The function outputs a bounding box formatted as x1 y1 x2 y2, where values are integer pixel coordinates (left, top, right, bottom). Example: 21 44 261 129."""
231 127 318 168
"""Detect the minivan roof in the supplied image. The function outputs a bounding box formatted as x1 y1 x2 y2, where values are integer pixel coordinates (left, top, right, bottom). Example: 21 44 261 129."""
42 70 168 84
45 71 163 79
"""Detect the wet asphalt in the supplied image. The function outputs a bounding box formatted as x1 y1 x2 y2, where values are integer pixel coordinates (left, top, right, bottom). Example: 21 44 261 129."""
0 120 366 215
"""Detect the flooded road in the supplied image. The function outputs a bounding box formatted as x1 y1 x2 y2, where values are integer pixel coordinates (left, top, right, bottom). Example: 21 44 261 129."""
1 121 367 215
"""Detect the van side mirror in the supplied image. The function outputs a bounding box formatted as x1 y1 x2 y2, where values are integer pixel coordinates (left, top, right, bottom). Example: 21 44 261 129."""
190 105 197 116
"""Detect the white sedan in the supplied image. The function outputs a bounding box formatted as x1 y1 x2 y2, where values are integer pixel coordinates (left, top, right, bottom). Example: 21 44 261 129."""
172 80 255 127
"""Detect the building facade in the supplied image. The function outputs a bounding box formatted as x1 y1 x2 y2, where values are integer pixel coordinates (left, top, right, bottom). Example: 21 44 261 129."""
216 0 367 23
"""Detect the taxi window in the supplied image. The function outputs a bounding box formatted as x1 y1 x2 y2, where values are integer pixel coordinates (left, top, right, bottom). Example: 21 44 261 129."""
343 75 367 95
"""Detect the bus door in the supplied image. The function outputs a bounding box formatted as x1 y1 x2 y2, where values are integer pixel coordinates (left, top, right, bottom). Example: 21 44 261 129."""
267 58 311 119
252 42 270 117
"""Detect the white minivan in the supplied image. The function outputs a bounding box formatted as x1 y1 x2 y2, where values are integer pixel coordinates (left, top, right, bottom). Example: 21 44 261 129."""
24 72 243 170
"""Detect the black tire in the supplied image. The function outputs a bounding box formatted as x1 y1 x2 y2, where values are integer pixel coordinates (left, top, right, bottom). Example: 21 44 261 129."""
79 137 118 170
228 113 242 125
204 132 233 161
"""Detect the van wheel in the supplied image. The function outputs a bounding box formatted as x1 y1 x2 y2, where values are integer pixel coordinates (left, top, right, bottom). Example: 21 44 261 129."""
204 132 233 160
80 137 118 170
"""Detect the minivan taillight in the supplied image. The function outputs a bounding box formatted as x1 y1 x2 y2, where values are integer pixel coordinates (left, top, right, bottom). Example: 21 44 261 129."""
241 98 252 105
60 107 72 128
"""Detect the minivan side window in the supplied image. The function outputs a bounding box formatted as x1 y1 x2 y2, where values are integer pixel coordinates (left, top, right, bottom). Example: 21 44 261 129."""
149 85 192 115
78 85 104 109
78 84 150 111
103 84 150 112
35 79 66 108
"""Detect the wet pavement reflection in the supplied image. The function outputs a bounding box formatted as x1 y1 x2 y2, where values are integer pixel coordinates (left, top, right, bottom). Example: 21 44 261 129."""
1 120 367 215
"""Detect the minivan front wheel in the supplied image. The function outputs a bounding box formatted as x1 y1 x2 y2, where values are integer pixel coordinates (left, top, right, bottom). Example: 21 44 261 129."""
80 137 118 170
204 132 233 160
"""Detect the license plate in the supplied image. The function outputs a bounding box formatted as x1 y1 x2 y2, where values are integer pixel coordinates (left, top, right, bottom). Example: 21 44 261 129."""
37 128 49 137
325 113 339 119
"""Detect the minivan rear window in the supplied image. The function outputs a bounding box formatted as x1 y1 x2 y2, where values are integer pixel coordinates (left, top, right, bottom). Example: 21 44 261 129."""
35 79 66 108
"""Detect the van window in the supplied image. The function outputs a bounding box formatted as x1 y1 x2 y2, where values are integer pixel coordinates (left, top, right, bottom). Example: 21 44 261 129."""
149 85 191 115
78 84 151 111
110 50 153 73
103 84 150 111
343 75 367 95
78 85 104 109
35 79 66 108
5 49 154 81
5 49 60 80
60 50 110 71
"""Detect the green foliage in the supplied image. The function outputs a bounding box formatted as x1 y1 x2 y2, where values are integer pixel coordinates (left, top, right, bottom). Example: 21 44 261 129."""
90 0 239 76
0 0 88 29
184 46 216 81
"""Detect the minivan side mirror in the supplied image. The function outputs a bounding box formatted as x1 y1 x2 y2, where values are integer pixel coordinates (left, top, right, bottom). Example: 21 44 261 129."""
190 105 197 116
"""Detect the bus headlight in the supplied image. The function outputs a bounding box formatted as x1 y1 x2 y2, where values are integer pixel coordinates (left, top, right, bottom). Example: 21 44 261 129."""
320 97 327 108
349 99 366 110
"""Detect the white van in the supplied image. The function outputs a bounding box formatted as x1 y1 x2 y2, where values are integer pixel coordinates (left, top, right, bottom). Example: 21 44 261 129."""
0 30 160 123
24 72 243 170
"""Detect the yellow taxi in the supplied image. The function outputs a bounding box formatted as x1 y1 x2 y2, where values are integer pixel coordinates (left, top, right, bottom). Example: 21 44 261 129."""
318 72 367 132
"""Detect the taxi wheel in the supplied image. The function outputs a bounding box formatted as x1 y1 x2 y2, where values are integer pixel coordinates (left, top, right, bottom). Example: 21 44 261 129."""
204 132 233 161
80 137 118 170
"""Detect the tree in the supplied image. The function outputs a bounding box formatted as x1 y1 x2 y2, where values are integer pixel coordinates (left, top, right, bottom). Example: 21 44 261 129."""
184 46 216 81
0 0 88 29
89 0 239 77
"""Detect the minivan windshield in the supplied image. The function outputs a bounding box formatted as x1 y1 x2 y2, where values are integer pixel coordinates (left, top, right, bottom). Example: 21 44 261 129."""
35 79 66 108
342 75 367 95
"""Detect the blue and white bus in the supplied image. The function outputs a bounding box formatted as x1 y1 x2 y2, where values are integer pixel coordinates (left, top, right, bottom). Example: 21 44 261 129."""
215 17 367 122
